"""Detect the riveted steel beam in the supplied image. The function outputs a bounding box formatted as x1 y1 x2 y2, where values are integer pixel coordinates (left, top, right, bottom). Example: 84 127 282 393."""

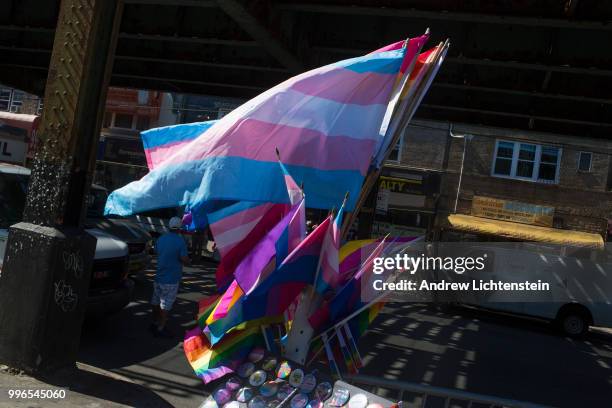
0 0 123 374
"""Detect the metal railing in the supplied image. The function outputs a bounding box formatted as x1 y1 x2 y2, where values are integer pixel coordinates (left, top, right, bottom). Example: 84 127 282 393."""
344 374 553 408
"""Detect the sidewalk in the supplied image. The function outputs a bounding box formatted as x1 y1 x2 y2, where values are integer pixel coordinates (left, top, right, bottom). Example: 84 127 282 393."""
0 362 173 407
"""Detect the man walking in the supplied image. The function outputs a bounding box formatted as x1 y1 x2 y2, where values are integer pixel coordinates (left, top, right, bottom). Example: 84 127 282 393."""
150 216 189 338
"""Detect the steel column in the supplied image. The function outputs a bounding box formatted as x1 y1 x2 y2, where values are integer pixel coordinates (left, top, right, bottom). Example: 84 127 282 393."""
0 0 122 373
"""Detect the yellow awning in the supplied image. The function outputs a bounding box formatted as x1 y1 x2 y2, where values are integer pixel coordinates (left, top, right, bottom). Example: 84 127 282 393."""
446 214 604 249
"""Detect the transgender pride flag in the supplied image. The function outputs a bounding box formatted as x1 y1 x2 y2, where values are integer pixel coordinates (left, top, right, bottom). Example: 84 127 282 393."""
313 198 345 295
104 42 420 219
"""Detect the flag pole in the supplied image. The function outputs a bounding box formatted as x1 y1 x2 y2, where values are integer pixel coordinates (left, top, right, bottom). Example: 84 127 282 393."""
341 36 449 240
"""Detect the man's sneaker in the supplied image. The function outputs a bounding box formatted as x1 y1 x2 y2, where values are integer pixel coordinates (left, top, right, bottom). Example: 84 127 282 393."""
154 327 174 339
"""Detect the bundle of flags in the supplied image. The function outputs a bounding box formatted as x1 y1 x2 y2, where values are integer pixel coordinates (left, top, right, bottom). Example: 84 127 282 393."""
106 33 447 384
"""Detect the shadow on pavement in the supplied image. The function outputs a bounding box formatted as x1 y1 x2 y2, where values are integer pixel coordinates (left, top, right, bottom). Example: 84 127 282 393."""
357 303 612 408
39 364 174 407
78 261 219 407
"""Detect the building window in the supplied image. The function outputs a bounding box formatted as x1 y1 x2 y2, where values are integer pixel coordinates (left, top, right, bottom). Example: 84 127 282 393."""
102 112 112 128
136 115 150 131
578 152 592 172
0 88 11 111
387 138 403 162
217 108 232 119
113 113 134 129
492 140 561 183
36 99 44 116
9 91 24 113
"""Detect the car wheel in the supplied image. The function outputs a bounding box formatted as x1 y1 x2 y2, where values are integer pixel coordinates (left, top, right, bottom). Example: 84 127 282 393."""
558 311 589 338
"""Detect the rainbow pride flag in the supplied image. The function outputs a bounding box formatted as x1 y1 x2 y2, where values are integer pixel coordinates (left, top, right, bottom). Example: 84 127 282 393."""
184 325 263 384
348 301 385 339
196 294 221 329
105 43 419 219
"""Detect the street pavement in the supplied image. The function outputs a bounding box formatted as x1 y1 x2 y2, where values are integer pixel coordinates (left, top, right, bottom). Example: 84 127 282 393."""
76 261 612 408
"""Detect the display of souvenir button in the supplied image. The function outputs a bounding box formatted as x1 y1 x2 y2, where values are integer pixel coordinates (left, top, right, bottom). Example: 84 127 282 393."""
329 388 350 407
348 393 368 408
314 382 332 401
236 387 255 403
276 361 292 379
277 383 295 400
201 398 219 408
299 374 316 393
288 368 304 387
223 402 240 408
226 376 242 391
266 400 281 408
259 381 279 398
248 396 267 408
249 370 267 387
237 362 255 378
213 388 232 405
248 347 265 363
306 399 323 408
290 393 309 408
261 357 278 372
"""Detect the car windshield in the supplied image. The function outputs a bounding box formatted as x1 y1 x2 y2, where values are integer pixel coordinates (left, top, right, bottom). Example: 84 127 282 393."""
0 173 28 229
87 187 109 219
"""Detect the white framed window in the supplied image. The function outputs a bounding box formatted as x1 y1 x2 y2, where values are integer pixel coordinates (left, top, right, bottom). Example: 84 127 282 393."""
578 151 592 172
9 91 24 112
386 137 403 163
0 88 11 111
113 113 135 129
492 140 561 184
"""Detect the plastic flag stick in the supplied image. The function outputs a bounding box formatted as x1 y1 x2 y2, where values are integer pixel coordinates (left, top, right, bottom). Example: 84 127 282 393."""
336 326 357 374
322 332 342 380
343 323 364 369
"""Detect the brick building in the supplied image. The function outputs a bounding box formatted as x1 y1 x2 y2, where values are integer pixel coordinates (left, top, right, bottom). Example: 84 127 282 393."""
95 88 178 191
372 119 611 246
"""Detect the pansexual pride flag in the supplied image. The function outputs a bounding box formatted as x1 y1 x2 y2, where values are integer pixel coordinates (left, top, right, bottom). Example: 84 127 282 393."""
104 44 418 218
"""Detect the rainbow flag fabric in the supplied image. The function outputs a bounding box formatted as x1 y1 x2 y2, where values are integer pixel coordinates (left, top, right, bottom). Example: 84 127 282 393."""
104 43 417 219
184 325 263 384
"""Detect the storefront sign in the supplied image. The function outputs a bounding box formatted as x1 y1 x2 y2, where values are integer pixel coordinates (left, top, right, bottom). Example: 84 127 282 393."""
379 176 422 195
471 196 554 227
375 188 389 214
0 137 27 165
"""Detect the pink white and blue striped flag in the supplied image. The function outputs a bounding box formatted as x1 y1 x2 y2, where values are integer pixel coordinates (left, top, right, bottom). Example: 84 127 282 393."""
313 198 345 295
232 160 306 294
104 43 419 219
208 201 289 290
206 216 332 342
209 159 305 292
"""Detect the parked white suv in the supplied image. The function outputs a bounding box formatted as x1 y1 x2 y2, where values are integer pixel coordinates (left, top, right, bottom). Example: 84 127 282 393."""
0 163 134 315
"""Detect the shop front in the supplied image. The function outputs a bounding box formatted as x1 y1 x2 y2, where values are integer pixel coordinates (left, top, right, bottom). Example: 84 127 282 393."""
0 112 40 166
439 195 604 249
367 167 440 239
